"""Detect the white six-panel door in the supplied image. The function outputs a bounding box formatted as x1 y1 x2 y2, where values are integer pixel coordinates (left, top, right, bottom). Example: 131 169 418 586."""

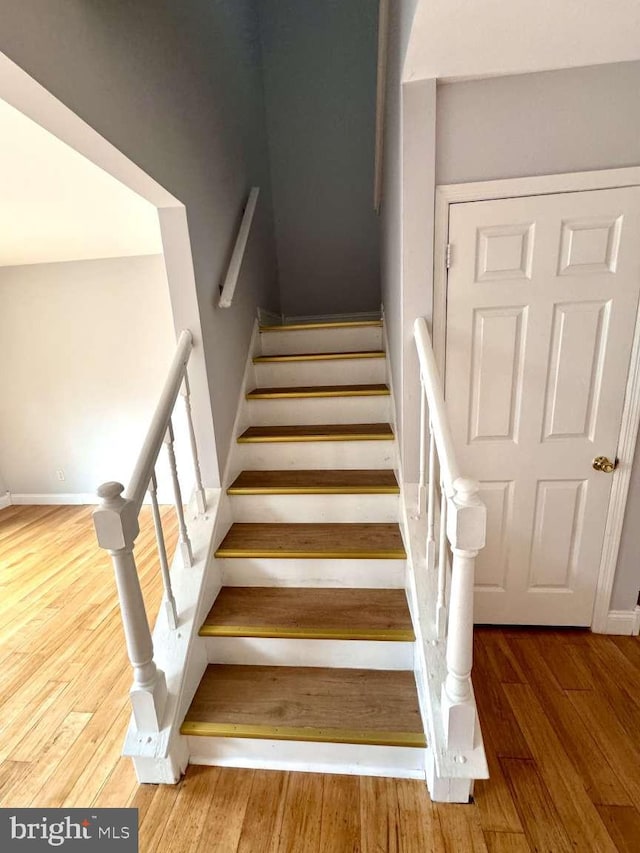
445 187 640 625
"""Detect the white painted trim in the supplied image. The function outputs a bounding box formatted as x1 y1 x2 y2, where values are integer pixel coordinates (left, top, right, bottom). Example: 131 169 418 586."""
8 492 173 507
219 187 260 308
186 736 426 779
604 607 640 636
10 493 102 505
437 167 640 207
204 636 413 670
433 167 640 633
592 296 640 632
373 0 390 213
0 492 12 509
281 311 382 325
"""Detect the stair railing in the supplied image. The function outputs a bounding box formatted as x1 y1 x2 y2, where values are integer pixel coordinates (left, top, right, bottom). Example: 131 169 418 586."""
414 317 487 751
92 329 207 732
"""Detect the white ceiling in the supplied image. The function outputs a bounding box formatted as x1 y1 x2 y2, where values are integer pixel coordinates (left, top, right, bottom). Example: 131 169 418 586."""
0 97 162 267
404 0 640 82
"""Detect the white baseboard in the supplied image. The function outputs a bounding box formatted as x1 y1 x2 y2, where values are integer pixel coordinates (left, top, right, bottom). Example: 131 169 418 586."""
9 493 100 506
604 607 640 636
8 491 174 507
282 310 382 325
0 492 12 509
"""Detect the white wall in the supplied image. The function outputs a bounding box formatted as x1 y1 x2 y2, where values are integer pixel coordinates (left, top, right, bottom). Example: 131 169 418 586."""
0 2 280 485
0 255 178 498
405 0 640 82
0 96 162 267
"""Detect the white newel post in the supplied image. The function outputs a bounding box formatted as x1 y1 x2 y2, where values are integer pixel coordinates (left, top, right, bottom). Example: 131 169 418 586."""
93 482 167 732
442 477 486 752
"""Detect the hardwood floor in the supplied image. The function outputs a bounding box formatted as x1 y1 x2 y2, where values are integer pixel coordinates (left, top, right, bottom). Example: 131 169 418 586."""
1 504 640 851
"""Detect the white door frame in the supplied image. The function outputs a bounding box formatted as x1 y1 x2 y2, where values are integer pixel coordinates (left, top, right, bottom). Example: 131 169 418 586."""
433 166 640 634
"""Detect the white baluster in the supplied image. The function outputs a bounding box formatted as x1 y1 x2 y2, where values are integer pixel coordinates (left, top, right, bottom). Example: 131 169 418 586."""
149 472 178 630
164 419 194 568
93 482 167 732
419 387 426 516
426 426 437 570
441 477 486 751
427 428 436 541
436 482 448 639
181 373 206 515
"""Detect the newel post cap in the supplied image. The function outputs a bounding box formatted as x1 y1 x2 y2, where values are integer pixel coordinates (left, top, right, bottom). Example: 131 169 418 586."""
447 477 486 551
93 481 140 551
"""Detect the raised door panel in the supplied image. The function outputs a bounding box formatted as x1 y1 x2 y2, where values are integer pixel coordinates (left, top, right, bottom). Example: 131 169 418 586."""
469 307 527 443
542 301 611 442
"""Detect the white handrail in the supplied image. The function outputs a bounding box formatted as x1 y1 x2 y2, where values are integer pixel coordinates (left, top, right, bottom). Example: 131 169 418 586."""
219 187 260 308
413 317 460 493
413 316 486 755
126 329 193 511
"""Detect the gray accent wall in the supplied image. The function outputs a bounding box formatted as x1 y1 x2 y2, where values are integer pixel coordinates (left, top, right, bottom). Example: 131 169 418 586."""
0 1 279 481
259 0 380 316
436 61 640 185
436 61 640 614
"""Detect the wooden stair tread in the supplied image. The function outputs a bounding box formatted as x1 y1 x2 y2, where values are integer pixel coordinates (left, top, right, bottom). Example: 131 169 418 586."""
180 665 425 747
254 350 385 363
237 423 394 443
260 319 382 332
215 523 406 559
247 384 389 399
200 587 414 640
227 469 399 495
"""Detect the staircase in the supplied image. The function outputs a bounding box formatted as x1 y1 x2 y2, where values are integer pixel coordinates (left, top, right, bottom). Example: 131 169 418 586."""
180 318 427 777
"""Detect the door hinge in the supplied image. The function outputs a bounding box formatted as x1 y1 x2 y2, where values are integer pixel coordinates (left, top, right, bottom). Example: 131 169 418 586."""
446 243 452 269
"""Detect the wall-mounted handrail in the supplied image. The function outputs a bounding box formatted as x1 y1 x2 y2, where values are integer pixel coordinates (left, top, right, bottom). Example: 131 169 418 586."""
219 187 260 308
413 316 486 754
93 328 207 732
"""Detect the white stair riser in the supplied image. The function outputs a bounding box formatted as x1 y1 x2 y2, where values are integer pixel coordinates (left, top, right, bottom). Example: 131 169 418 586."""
229 492 399 523
220 557 406 588
204 636 414 669
254 357 385 387
233 439 396 472
260 326 383 355
246 395 390 425
187 736 425 778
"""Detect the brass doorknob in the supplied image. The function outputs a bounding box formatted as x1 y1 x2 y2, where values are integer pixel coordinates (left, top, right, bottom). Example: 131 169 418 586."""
592 456 617 474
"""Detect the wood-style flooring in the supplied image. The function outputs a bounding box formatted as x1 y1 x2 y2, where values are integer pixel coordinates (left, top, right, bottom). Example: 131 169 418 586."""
199 587 414 640
214 522 406 559
1 504 640 851
237 423 394 442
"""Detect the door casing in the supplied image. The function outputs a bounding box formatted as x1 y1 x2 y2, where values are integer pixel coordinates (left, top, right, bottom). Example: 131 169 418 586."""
433 166 640 633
